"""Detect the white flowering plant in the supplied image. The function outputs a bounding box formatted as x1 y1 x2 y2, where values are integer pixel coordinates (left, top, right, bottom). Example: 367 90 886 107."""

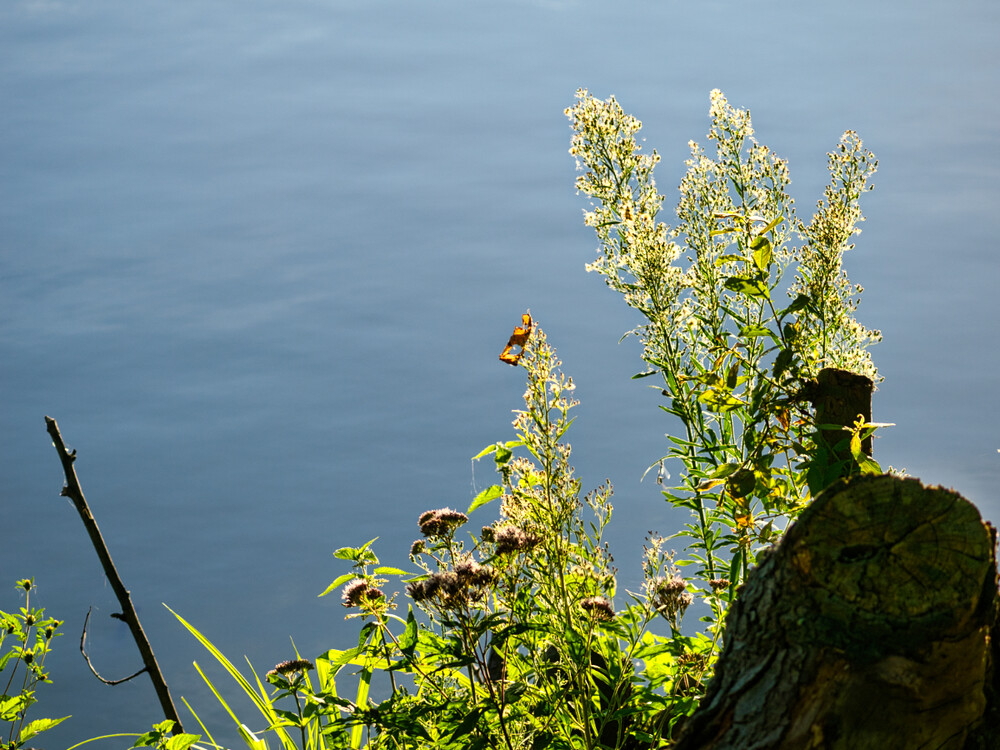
156 91 888 750
566 89 882 613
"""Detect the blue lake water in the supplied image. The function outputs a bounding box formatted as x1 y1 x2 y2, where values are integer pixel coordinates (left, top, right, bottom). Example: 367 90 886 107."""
2 0 999 745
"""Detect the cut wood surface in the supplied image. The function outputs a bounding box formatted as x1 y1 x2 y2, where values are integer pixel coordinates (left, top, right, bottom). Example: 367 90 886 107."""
674 474 998 750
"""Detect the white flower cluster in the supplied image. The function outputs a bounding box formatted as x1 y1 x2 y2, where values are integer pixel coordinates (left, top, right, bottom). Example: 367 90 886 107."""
567 88 879 385
790 131 881 380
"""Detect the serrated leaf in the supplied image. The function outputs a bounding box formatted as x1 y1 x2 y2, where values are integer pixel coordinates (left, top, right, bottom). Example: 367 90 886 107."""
333 538 379 562
471 444 498 460
398 608 418 654
468 484 503 514
323 647 362 671
318 573 357 598
373 566 409 576
18 716 69 742
166 733 203 750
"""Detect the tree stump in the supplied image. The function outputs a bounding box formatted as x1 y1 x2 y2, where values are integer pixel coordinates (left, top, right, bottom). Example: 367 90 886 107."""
674 474 998 750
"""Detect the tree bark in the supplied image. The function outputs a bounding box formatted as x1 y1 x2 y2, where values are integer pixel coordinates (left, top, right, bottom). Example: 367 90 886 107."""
673 474 998 750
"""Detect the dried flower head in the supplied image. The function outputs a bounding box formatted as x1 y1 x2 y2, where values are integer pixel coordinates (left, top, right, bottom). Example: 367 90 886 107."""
492 524 542 555
341 579 385 608
709 578 731 592
266 658 314 679
580 596 615 622
418 508 469 538
409 539 426 556
406 561 496 611
653 575 694 622
454 560 497 588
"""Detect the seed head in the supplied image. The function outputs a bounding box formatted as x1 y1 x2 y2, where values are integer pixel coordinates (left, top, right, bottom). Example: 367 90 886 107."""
580 596 615 622
406 561 496 611
653 575 694 622
492 524 542 555
418 508 469 538
268 658 314 677
341 579 385 608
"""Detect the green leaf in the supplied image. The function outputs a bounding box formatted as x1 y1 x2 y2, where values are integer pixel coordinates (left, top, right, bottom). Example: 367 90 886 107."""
778 293 810 318
697 387 744 413
0 693 29 721
857 456 882 474
358 622 376 649
714 253 745 264
398 608 418 654
334 539 379 563
695 478 726 492
728 554 741 586
449 707 483 742
773 348 793 378
708 462 742 480
163 607 297 750
554 415 576 441
467 484 503 514
710 227 741 237
751 237 772 272
739 324 773 339
325 647 364 671
850 432 863 460
471 444 498 460
165 733 203 750
757 213 784 236
318 573 356 598
726 469 756 498
472 440 522 462
723 276 769 299
18 716 69 743
726 362 739 390
373 566 409 576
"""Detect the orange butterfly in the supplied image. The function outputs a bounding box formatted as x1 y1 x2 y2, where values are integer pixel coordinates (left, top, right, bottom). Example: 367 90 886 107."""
499 312 532 365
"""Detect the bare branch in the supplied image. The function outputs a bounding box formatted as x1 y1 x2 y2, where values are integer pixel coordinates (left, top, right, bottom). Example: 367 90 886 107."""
79 607 148 686
45 416 184 733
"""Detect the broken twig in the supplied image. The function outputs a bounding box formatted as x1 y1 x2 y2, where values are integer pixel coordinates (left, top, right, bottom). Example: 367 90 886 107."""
45 416 183 733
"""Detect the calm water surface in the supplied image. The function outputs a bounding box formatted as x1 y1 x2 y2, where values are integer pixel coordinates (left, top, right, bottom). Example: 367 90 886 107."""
2 0 999 745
